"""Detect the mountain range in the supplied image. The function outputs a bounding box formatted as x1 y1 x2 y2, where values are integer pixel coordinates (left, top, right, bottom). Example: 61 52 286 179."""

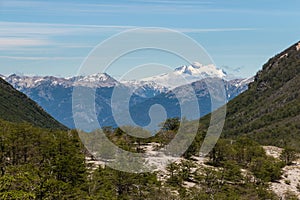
2 63 252 129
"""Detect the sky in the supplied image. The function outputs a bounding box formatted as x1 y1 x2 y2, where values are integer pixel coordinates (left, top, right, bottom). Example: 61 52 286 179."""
0 0 300 79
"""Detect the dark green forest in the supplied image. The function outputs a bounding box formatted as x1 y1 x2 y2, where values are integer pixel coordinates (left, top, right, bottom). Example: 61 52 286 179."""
0 119 294 199
0 78 66 130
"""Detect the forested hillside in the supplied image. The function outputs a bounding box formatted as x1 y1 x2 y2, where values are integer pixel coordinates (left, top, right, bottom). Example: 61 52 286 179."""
0 78 66 130
0 120 86 199
189 42 300 152
222 41 300 150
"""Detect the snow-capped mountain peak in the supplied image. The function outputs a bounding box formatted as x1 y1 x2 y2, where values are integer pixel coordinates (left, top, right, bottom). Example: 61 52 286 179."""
74 73 118 87
174 62 226 78
76 73 113 82
143 62 227 89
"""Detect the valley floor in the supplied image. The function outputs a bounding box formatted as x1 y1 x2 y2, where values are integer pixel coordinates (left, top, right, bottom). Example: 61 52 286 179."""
87 143 300 199
264 146 300 199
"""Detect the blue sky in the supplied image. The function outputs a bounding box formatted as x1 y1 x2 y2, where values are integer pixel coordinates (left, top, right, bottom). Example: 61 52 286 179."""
0 0 300 78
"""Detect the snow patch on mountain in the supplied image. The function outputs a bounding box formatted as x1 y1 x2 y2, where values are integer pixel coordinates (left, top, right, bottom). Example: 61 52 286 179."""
73 73 118 88
121 80 168 98
229 76 254 88
4 74 71 90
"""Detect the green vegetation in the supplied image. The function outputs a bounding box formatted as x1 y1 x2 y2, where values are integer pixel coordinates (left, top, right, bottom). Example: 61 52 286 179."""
0 119 287 199
0 120 164 199
219 42 300 150
83 125 288 199
0 78 66 130
183 42 300 152
161 137 282 199
88 167 161 199
0 119 86 199
284 190 299 200
280 147 298 165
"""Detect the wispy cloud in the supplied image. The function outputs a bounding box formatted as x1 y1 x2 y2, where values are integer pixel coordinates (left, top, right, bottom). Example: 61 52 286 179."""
3 0 300 19
178 27 258 33
0 21 258 54
127 0 213 5
1 0 226 15
2 0 50 8
0 21 257 38
0 55 84 61
0 21 135 37
111 26 258 34
0 37 50 49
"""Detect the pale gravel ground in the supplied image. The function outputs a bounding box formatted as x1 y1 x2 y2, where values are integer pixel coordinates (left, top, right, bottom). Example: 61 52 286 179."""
86 144 300 199
263 146 300 199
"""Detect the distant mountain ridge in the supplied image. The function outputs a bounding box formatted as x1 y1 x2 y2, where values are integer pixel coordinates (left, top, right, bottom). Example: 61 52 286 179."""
0 77 67 129
6 73 119 89
3 63 252 129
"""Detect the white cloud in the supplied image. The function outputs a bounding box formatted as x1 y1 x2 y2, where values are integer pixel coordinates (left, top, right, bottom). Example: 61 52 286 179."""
178 27 258 33
2 0 50 8
3 0 300 18
0 0 226 15
0 21 257 51
0 55 84 61
0 21 135 37
0 21 256 37
0 37 50 49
